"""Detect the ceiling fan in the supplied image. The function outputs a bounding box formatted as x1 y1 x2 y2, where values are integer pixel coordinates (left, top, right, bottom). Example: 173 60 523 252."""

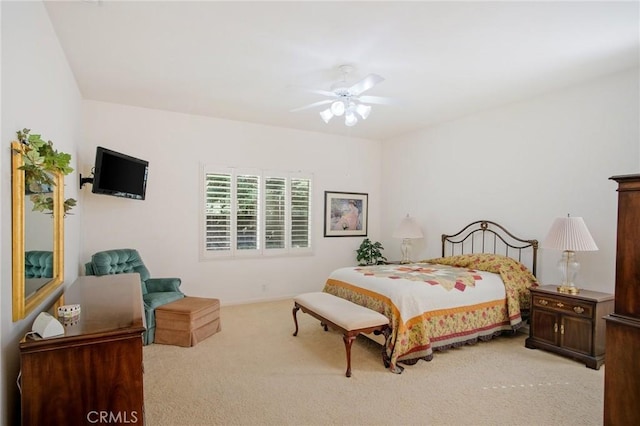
291 65 393 127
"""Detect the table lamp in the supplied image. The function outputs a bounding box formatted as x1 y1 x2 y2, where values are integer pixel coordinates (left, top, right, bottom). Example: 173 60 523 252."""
542 214 598 294
392 214 423 264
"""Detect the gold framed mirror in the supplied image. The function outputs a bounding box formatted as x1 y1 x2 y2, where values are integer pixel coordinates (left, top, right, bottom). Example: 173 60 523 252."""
12 141 64 321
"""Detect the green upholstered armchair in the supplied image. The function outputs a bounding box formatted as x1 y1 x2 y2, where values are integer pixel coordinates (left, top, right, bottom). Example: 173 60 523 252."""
85 248 184 345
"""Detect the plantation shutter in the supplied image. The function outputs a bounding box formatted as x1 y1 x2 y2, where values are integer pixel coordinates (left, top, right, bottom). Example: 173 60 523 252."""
291 178 311 248
265 177 286 249
204 172 232 251
236 174 259 251
202 166 312 258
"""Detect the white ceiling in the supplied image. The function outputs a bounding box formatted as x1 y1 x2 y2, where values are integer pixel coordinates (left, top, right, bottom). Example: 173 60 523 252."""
44 1 639 141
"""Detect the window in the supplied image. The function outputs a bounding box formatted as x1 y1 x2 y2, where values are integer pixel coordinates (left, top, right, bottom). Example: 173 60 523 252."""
202 167 312 258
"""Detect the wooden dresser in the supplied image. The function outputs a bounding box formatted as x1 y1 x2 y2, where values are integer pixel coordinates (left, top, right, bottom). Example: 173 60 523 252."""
604 174 640 425
19 274 146 426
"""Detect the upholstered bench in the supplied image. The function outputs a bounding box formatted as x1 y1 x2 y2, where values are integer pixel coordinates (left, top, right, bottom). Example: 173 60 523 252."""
154 297 221 347
292 292 390 377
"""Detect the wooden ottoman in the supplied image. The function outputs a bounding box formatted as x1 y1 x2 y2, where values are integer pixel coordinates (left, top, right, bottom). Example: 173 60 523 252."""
154 297 221 347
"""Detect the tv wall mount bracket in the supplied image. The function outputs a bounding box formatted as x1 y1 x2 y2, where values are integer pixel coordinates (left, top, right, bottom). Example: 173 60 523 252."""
79 173 94 189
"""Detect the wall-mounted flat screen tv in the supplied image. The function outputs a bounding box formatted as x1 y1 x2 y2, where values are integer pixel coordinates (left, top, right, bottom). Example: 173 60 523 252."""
92 146 149 200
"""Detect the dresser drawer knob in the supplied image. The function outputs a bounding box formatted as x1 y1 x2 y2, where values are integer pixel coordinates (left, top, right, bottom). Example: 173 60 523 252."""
573 306 585 314
556 302 564 308
539 299 548 306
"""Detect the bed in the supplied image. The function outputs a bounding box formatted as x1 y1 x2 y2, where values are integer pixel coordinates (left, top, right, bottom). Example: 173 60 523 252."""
322 220 539 373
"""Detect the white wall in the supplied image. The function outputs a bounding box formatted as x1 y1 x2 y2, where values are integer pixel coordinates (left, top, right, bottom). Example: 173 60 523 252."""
79 101 382 304
1 2 82 424
381 68 639 294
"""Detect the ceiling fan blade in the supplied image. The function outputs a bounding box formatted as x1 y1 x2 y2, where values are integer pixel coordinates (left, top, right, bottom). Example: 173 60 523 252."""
301 88 338 97
286 84 338 98
349 74 385 96
357 95 396 105
290 99 333 112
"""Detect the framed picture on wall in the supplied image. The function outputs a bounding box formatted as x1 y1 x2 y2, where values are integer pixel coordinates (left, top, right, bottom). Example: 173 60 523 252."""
324 191 368 237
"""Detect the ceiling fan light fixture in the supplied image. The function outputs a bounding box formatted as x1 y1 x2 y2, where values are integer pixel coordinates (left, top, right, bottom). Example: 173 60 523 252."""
319 108 333 124
291 66 389 127
345 111 358 127
355 103 371 120
330 100 346 116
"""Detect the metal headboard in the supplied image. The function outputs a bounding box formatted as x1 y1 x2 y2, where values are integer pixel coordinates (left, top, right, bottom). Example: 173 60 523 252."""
441 220 539 276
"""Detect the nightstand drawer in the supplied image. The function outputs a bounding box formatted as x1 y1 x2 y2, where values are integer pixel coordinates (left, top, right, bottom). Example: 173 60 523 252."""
532 294 593 318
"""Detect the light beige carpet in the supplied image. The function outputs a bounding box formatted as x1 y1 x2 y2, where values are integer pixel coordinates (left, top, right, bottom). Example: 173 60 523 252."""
143 298 604 425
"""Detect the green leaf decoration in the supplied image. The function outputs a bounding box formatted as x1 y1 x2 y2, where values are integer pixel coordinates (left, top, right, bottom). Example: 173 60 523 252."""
15 129 75 216
64 198 77 215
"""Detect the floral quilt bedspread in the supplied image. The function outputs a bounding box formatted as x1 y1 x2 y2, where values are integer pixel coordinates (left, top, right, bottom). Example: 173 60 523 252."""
322 254 538 373
357 263 481 292
425 254 539 318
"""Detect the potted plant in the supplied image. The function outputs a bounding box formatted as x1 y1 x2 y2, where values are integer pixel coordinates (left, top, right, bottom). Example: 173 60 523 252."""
356 238 387 265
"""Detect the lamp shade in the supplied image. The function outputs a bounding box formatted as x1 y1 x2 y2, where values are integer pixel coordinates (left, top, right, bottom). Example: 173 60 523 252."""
344 111 358 127
330 101 345 116
319 108 333 123
355 103 371 120
542 216 598 252
392 214 424 239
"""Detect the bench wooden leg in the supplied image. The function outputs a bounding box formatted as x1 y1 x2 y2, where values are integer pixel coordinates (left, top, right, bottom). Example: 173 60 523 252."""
292 304 300 336
343 333 357 378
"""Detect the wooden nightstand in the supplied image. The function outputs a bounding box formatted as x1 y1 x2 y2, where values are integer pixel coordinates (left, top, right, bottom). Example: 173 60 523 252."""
525 285 614 369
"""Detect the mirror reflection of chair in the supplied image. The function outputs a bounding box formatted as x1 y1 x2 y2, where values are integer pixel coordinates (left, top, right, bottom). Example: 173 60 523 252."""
85 248 184 345
25 251 53 278
24 251 54 299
